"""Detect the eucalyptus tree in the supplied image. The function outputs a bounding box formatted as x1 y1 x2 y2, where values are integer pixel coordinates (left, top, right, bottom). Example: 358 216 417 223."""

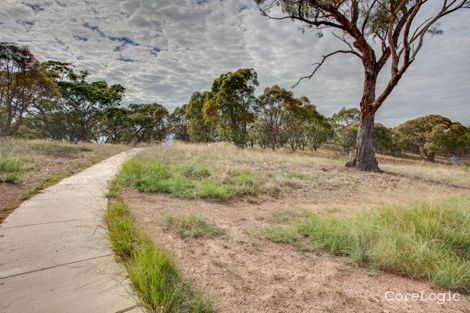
39 61 125 142
255 0 469 171
204 68 259 147
168 104 190 142
186 91 215 143
256 85 297 150
0 42 57 136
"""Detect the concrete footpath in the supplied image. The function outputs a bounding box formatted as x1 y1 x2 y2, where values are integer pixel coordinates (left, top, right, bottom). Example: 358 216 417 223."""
0 149 145 313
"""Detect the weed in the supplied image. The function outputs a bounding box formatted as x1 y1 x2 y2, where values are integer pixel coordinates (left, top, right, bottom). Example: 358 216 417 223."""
166 214 225 239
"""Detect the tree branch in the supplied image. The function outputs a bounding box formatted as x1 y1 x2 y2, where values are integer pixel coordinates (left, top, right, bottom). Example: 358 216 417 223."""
292 50 358 88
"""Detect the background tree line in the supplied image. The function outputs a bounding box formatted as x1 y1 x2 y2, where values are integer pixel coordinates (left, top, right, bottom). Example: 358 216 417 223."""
0 42 168 144
1 42 469 162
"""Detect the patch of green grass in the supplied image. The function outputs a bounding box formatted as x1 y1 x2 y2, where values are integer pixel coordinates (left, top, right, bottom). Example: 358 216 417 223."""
118 158 265 200
262 196 470 292
166 214 225 239
105 200 213 313
184 164 211 179
231 169 256 186
0 158 32 183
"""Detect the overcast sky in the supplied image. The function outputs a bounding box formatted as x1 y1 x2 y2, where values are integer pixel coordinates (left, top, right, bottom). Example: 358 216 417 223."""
2 0 469 126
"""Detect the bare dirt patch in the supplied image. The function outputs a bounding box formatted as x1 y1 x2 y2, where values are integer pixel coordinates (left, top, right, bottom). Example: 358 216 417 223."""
125 191 469 313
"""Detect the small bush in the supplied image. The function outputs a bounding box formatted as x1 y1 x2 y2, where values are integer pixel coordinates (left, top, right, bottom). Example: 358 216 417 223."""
166 214 225 239
262 196 470 292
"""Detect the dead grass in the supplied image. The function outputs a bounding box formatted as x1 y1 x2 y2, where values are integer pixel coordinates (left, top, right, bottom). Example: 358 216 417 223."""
122 143 470 211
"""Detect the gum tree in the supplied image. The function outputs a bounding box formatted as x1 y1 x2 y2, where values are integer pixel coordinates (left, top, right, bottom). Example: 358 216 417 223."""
255 0 469 171
0 42 57 136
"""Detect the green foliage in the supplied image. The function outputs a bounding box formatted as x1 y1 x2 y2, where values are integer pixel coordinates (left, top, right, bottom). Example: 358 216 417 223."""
166 214 225 239
395 115 470 161
105 201 213 313
33 61 125 142
256 85 295 150
101 103 168 144
262 196 470 292
208 68 259 147
168 105 190 142
331 107 360 127
186 91 215 143
373 123 399 155
125 103 168 143
283 96 329 151
334 123 358 154
0 43 58 137
100 107 131 143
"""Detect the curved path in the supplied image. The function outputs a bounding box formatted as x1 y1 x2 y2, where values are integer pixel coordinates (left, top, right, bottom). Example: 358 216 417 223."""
0 149 144 313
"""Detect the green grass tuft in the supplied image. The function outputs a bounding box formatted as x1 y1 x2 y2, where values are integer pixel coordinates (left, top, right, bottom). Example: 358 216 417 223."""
166 214 225 239
262 196 470 292
0 158 32 183
118 158 266 200
105 201 213 313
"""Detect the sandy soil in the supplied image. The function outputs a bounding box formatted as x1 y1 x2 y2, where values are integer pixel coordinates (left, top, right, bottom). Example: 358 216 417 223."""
125 191 470 313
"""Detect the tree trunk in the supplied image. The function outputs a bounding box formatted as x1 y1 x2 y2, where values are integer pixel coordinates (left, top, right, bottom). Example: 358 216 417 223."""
353 113 379 171
346 65 380 172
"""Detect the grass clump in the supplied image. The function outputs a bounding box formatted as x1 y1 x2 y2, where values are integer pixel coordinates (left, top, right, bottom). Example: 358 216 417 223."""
0 158 32 183
105 200 213 313
118 157 265 200
166 214 225 239
262 196 470 292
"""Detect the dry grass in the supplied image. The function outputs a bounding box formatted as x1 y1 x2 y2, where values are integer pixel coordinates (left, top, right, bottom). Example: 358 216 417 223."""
118 143 470 312
262 196 470 292
126 142 470 211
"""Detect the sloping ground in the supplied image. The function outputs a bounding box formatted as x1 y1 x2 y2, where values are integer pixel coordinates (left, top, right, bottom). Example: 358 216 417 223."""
0 139 129 222
0 149 144 313
118 143 470 312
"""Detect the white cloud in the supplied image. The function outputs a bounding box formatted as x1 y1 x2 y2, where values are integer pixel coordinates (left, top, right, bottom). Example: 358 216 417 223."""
1 0 469 126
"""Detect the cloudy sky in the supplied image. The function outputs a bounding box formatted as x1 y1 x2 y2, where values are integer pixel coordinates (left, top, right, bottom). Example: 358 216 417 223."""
2 0 469 126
